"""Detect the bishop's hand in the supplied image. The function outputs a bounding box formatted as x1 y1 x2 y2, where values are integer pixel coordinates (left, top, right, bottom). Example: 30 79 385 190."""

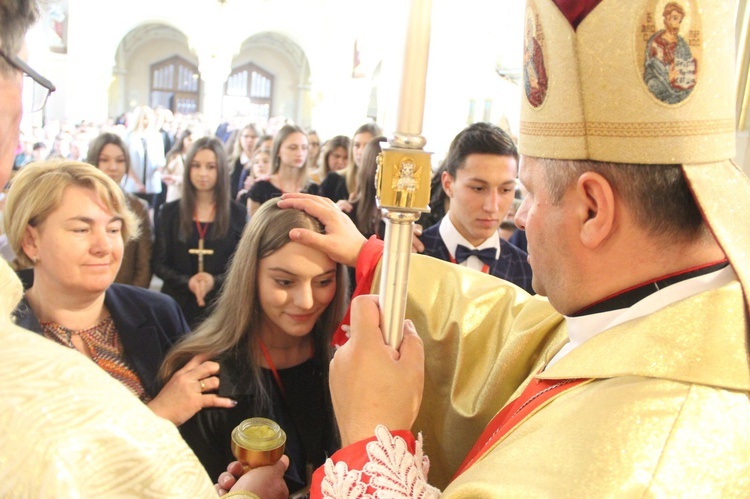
330 294 424 446
278 193 367 267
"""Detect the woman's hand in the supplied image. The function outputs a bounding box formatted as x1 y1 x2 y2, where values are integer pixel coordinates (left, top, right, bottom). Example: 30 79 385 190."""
188 272 215 307
215 458 290 498
330 295 424 445
336 199 353 213
412 223 425 253
277 193 367 267
147 353 236 426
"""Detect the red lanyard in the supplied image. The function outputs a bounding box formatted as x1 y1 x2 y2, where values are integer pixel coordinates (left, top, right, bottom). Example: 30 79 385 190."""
258 339 315 399
259 339 287 398
193 205 216 239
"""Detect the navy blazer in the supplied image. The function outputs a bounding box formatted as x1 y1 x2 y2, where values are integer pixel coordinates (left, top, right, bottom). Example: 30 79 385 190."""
14 284 189 398
419 221 534 294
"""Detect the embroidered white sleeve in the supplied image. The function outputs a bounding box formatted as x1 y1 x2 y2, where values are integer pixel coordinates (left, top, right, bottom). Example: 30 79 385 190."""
321 425 441 499
320 460 372 499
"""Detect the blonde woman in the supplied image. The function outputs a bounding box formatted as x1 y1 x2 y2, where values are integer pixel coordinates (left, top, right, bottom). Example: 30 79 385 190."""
227 123 260 200
124 105 165 208
5 161 235 426
237 147 273 217
305 129 322 178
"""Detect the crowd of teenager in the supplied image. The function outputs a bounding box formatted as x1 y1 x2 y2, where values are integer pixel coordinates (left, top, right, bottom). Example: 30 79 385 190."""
6 0 750 496
3 103 528 496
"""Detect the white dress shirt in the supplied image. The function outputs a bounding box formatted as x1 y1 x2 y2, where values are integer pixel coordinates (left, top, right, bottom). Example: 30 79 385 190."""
438 214 500 272
547 266 736 369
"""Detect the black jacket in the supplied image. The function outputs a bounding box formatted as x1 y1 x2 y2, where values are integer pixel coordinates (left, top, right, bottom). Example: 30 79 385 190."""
14 283 189 398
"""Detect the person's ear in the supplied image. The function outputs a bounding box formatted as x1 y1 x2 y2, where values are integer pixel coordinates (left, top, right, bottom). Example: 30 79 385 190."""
441 171 455 198
575 172 615 249
21 225 41 263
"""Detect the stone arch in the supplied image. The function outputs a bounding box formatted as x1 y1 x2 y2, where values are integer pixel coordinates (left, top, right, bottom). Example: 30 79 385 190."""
110 22 195 119
230 31 312 128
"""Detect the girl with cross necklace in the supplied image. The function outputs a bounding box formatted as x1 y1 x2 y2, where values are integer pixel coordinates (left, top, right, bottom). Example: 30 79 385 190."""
152 137 246 328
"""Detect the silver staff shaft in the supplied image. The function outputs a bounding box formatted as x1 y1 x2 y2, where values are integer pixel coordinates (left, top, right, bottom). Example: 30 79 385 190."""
378 211 420 348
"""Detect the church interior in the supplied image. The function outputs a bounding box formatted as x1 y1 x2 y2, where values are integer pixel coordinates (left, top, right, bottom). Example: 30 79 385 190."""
20 0 527 164
16 0 750 172
4 1 750 496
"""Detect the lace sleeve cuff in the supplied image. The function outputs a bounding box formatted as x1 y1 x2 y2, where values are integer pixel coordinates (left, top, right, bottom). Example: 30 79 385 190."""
312 425 440 498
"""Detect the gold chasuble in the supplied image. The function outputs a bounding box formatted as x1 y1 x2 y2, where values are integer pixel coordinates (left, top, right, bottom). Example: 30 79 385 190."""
312 249 750 497
407 258 750 497
0 262 217 497
406 256 750 496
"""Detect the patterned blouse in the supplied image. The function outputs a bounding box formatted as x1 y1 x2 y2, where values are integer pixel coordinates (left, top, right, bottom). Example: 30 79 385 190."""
40 317 150 402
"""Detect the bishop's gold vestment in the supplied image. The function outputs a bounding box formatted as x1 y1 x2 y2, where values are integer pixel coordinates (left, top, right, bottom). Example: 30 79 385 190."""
314 253 750 497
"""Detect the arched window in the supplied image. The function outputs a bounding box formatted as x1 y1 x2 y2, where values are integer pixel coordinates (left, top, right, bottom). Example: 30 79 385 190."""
150 55 200 114
223 62 274 123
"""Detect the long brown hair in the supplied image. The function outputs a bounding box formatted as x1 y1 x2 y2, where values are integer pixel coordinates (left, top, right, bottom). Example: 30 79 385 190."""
86 133 132 178
345 122 382 195
351 136 386 237
178 137 231 239
270 124 308 174
160 199 349 411
321 135 350 177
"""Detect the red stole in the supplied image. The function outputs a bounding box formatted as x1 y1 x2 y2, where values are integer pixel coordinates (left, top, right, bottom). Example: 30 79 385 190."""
454 374 590 478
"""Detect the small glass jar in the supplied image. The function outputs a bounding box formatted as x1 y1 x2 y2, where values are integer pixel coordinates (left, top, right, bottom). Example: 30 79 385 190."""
231 417 287 472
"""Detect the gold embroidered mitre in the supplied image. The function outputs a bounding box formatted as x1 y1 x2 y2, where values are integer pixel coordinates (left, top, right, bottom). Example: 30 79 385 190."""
519 0 750 312
519 0 734 161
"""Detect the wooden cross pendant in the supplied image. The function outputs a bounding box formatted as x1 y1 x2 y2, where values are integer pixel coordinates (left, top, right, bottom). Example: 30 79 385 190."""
188 238 214 273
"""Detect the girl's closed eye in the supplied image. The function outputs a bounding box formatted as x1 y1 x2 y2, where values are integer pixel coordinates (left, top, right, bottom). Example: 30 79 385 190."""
316 278 334 288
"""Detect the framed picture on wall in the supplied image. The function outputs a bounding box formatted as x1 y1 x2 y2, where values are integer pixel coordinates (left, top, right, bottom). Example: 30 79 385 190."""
44 0 68 54
352 39 365 78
